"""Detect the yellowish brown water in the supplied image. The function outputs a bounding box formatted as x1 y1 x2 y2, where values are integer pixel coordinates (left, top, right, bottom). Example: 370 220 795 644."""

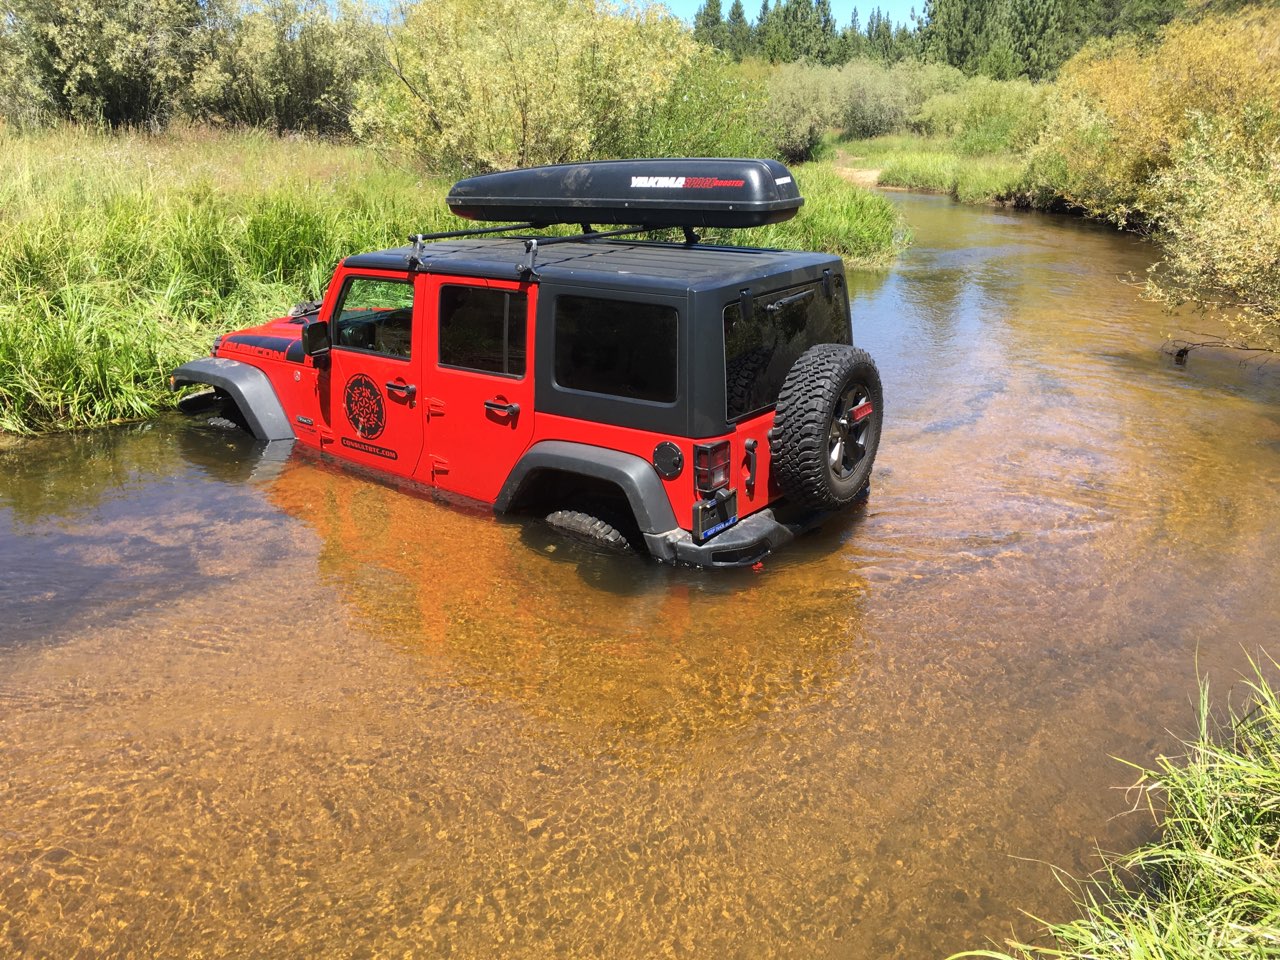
2 194 1279 958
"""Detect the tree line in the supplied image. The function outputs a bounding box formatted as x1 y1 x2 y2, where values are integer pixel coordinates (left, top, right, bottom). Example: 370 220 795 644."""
693 0 1185 79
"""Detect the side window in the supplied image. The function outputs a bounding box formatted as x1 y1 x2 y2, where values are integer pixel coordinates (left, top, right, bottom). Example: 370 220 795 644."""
438 286 528 377
332 277 414 359
554 296 678 403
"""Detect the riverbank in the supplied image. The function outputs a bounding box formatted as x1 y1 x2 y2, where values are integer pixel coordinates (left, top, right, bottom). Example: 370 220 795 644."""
952 666 1280 960
0 127 903 435
837 138 1025 205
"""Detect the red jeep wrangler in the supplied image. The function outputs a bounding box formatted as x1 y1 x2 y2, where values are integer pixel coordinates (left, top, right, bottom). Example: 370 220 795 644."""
171 159 883 567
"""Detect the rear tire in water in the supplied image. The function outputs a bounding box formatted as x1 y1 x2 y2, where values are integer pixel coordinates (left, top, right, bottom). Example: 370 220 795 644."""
771 344 883 510
546 508 635 553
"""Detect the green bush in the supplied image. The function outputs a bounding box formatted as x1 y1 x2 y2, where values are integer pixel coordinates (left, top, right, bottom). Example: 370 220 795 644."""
1147 108 1280 351
0 0 383 133
760 62 841 163
186 0 380 135
836 59 965 140
0 0 209 126
613 54 773 161
915 76 1049 155
1023 6 1280 343
353 0 761 174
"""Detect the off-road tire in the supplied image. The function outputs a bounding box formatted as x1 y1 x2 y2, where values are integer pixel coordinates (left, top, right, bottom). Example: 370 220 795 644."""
207 415 243 432
546 509 635 553
771 344 883 510
725 347 772 419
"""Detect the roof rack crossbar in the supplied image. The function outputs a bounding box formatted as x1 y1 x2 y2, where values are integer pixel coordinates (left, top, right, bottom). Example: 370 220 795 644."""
407 222 539 243
525 225 650 248
516 225 652 278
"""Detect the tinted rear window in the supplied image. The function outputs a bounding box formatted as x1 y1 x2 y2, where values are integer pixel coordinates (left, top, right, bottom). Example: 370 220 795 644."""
724 278 850 421
554 296 678 403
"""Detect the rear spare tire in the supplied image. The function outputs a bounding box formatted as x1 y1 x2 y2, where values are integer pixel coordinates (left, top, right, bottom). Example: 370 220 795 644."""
771 344 883 510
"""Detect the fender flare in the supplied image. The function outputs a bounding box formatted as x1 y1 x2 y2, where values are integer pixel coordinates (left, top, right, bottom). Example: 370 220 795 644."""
494 440 678 535
170 357 294 442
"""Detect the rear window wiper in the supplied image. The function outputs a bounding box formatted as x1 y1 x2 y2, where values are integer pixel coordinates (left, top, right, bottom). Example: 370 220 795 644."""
765 289 814 312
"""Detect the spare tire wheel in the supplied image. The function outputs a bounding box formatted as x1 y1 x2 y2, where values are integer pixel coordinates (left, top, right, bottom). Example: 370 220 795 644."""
771 344 883 510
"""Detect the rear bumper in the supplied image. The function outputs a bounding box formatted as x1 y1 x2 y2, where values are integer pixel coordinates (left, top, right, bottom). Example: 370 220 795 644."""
643 505 820 568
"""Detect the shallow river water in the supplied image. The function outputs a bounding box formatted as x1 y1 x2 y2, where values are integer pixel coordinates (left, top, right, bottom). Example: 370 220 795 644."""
3 194 1279 959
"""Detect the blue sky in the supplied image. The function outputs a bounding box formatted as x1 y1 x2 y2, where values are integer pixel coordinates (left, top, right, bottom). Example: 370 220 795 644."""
659 0 923 29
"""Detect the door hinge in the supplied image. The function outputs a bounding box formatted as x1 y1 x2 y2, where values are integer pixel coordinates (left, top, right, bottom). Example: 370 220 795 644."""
424 397 446 418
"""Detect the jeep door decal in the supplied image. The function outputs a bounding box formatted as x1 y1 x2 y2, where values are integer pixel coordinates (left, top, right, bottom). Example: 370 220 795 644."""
343 374 386 440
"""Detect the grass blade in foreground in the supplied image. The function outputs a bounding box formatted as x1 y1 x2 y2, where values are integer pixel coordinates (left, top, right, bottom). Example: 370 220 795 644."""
948 661 1280 959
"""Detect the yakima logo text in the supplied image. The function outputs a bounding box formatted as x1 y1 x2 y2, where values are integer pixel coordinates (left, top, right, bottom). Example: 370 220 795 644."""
631 176 686 188
630 176 747 189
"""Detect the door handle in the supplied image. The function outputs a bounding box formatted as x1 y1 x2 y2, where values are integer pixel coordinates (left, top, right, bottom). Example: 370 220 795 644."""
484 399 520 417
386 381 417 400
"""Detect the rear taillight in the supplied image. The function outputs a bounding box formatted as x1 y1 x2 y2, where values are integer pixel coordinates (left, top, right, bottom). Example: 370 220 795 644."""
693 441 731 496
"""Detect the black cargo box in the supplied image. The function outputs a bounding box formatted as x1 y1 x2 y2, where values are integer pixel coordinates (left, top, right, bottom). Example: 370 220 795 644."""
446 159 803 229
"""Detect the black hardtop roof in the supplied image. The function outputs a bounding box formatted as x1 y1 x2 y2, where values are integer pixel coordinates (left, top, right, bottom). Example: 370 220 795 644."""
343 237 840 292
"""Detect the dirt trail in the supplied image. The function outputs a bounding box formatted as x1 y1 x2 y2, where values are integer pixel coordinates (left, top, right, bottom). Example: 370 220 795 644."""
834 165 882 188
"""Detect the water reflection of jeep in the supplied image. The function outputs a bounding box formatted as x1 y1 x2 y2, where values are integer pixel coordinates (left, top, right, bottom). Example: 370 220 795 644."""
171 159 884 568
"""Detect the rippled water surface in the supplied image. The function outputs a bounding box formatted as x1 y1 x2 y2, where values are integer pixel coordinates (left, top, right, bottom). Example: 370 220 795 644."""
3 194 1279 959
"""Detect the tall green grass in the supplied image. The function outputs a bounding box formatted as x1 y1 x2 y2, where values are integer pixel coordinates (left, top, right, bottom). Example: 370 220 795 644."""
843 136 1027 204
727 163 909 264
0 128 904 434
0 126 451 433
951 663 1280 960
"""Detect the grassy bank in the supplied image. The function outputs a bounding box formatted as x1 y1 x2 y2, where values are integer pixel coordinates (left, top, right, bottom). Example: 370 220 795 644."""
0 126 904 435
952 665 1280 960
839 137 1027 204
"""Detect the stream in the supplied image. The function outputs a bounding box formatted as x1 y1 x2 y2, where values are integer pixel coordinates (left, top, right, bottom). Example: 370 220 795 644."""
2 192 1279 958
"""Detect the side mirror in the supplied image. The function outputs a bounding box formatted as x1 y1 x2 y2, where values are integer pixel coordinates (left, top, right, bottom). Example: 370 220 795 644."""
301 319 331 360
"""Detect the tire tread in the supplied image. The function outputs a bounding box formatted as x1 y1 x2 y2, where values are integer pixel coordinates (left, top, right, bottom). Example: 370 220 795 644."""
771 344 883 510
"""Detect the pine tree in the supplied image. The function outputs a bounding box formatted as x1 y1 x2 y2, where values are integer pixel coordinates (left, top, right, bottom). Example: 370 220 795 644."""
841 7 865 60
922 0 1009 73
725 0 753 60
694 0 727 50
814 0 838 62
1010 0 1067 79
754 0 773 58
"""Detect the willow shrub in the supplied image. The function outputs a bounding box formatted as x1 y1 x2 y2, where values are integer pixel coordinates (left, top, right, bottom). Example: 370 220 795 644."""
1022 7 1280 342
1146 108 1280 350
914 77 1049 156
353 0 770 174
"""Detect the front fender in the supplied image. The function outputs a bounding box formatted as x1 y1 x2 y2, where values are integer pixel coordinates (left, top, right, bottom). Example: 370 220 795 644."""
170 357 294 442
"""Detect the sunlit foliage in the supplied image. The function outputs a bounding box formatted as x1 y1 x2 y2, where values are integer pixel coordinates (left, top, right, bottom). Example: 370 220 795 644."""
352 0 769 174
1025 7 1280 342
